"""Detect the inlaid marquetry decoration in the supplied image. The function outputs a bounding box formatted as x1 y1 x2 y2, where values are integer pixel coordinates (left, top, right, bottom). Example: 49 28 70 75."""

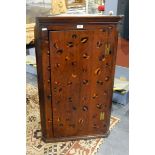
96 103 103 109
48 29 114 137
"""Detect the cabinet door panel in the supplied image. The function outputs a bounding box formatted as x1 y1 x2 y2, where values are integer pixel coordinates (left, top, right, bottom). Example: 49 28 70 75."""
49 29 113 137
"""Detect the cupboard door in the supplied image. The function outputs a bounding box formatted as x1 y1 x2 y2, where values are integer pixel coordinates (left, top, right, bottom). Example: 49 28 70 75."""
49 29 113 137
49 30 94 137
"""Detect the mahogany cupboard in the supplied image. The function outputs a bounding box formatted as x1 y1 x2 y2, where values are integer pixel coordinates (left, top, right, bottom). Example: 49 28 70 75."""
35 16 122 142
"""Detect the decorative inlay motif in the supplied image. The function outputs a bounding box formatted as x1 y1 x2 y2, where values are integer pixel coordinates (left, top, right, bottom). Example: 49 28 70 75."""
81 37 88 44
65 56 70 61
82 67 87 72
108 26 113 33
92 93 98 99
68 97 72 102
53 43 59 49
97 80 103 85
56 49 63 55
72 106 77 111
99 54 105 62
72 73 77 78
67 81 72 85
95 68 101 75
66 42 74 47
82 97 87 101
105 62 110 68
54 87 57 92
105 76 110 81
54 81 61 85
100 27 107 32
83 80 88 85
79 119 84 124
83 53 89 59
97 41 103 48
58 88 62 92
72 34 77 39
96 103 103 109
93 124 99 129
71 61 76 66
55 63 60 68
83 106 88 111
57 117 60 122
47 66 51 70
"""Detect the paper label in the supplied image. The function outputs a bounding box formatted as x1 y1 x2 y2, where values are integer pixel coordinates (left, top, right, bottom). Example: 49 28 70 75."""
42 28 47 31
77 25 83 29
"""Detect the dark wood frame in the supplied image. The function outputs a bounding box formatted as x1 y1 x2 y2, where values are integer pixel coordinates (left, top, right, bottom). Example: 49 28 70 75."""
35 16 123 142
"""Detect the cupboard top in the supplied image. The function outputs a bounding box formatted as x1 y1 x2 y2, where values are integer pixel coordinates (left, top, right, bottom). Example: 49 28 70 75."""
36 15 123 25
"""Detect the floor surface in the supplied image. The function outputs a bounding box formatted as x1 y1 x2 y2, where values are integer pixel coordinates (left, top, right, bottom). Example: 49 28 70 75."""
26 72 129 155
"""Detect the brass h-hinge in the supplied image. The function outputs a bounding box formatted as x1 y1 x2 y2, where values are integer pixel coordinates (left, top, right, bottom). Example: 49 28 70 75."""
100 112 105 121
105 43 111 56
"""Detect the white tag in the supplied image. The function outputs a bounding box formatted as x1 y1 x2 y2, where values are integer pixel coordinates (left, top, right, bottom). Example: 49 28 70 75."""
77 25 83 29
42 28 47 31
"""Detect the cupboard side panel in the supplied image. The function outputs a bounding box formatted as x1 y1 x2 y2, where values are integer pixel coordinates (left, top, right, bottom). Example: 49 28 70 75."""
35 25 54 139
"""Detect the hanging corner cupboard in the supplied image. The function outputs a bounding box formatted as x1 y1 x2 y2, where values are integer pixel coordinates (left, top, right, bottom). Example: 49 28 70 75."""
35 15 123 142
